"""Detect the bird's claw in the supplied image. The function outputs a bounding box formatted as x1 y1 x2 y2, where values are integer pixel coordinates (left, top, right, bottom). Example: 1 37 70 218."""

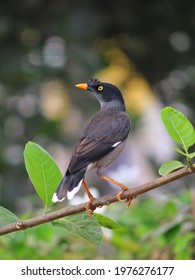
85 196 96 216
116 187 128 202
116 187 136 209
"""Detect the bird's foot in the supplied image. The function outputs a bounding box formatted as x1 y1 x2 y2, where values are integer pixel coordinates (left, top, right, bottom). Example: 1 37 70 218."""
116 187 136 209
85 196 96 216
116 186 128 202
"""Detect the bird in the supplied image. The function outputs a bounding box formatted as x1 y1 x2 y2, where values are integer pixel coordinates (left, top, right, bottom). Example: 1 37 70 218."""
52 78 131 214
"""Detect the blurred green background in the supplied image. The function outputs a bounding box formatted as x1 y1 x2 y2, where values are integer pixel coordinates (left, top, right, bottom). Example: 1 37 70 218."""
0 0 195 259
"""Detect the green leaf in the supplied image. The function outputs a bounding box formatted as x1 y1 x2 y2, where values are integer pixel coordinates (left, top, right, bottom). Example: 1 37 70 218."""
161 107 195 152
24 141 62 207
0 207 19 238
158 160 185 176
188 152 195 160
52 211 103 246
94 213 120 230
173 146 187 156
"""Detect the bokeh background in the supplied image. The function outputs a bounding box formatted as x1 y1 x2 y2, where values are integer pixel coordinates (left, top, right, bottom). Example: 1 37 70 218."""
0 0 195 259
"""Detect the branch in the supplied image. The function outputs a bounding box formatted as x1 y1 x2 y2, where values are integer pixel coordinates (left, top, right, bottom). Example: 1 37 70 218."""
0 165 195 236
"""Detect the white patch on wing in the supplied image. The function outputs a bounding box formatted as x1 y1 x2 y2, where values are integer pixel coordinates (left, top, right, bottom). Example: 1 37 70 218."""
112 141 121 148
67 179 83 200
52 193 65 203
86 162 96 171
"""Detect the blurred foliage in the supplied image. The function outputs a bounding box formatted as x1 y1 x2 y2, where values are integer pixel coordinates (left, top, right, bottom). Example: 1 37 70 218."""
111 190 195 260
0 190 194 260
1 0 195 259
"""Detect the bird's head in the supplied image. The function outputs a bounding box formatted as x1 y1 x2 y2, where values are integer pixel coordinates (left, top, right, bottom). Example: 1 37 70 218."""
75 78 125 110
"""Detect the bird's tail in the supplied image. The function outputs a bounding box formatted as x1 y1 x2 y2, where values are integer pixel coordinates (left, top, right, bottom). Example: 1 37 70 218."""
52 168 86 203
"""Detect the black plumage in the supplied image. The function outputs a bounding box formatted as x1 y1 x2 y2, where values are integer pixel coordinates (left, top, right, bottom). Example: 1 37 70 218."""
52 78 130 203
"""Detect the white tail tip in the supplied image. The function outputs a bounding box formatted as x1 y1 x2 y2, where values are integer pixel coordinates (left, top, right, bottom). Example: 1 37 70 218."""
52 193 65 203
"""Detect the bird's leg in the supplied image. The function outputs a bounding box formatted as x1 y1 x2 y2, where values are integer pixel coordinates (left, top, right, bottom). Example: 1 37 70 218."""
82 180 95 215
97 172 132 207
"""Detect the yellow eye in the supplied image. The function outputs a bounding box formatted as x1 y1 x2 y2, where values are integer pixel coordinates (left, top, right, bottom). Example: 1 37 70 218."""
98 85 104 91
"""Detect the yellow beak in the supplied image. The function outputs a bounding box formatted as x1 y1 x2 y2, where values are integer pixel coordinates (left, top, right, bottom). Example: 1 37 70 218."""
75 83 88 90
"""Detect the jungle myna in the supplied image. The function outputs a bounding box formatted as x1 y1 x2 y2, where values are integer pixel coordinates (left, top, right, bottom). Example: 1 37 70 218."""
52 78 131 213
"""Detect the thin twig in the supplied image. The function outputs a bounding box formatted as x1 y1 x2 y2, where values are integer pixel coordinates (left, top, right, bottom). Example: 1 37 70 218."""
0 165 195 236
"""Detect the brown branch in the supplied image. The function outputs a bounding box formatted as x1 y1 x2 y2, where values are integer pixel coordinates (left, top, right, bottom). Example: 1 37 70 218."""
0 165 195 236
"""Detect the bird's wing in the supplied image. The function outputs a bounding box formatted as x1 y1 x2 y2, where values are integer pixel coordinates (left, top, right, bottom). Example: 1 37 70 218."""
67 111 130 174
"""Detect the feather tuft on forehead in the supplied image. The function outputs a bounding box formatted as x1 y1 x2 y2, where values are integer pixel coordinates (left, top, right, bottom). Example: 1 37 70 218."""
87 78 101 86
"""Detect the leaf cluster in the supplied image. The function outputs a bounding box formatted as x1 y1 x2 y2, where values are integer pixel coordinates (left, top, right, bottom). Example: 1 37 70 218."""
0 142 119 245
159 107 195 176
